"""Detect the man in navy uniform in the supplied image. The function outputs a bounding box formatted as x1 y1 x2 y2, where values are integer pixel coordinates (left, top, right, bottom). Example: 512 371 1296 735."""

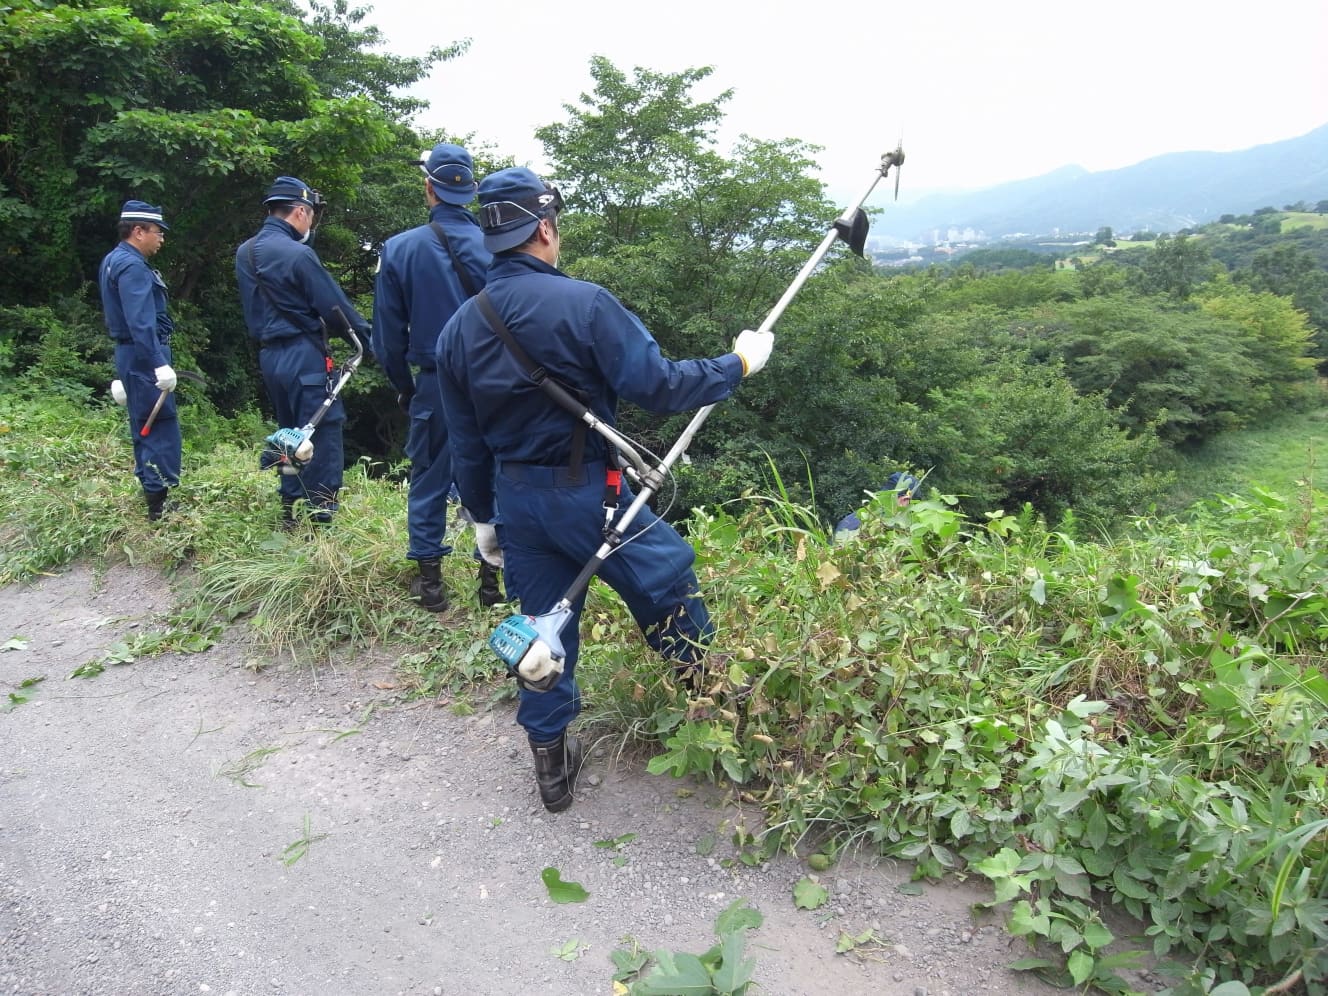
833 471 921 542
436 167 774 812
99 200 180 521
372 143 491 611
236 176 370 526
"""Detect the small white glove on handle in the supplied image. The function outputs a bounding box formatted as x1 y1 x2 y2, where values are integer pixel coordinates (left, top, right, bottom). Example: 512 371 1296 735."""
154 364 177 392
474 522 504 569
110 380 127 406
733 328 774 377
517 640 561 686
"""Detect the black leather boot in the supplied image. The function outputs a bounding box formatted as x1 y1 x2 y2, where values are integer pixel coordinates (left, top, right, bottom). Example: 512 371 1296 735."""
144 488 169 522
477 561 504 606
416 558 447 612
529 733 584 813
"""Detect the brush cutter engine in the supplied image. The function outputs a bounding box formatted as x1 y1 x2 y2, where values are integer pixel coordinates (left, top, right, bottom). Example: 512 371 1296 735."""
490 609 572 692
262 426 315 474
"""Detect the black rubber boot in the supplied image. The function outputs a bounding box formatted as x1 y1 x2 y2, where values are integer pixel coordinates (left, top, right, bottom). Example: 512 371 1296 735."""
529 733 584 813
416 558 447 613
144 488 169 522
280 497 298 531
477 561 504 606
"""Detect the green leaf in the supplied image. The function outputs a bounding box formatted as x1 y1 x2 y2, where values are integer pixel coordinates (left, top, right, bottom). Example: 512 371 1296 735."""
634 951 714 995
714 898 763 936
895 881 924 896
595 832 638 850
540 866 589 904
709 927 757 993
2 636 29 652
973 847 1021 879
1067 949 1094 986
792 877 829 910
1207 983 1252 996
1009 900 1050 937
1111 866 1152 900
1081 920 1114 950
549 938 582 961
1029 576 1046 605
1008 957 1058 971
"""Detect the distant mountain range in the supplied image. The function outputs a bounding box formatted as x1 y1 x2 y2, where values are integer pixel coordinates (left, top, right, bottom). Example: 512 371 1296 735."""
874 123 1328 245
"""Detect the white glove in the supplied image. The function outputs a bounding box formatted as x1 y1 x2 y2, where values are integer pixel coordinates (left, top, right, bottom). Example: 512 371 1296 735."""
110 380 127 406
154 364 177 392
474 522 503 568
733 328 774 377
517 640 563 686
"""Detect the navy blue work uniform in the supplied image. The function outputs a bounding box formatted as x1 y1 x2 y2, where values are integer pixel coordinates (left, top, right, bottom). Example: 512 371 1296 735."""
99 242 180 493
236 216 369 515
437 253 744 741
372 203 489 561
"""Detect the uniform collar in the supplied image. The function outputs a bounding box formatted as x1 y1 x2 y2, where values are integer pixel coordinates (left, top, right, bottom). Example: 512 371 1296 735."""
489 251 565 279
117 240 147 260
260 215 302 240
428 202 480 227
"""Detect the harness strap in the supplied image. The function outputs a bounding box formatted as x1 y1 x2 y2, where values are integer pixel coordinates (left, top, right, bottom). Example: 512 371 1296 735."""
246 238 331 366
429 223 480 299
474 290 590 477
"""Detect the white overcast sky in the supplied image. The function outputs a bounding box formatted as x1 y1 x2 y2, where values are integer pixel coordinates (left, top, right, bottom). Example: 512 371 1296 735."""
360 0 1328 210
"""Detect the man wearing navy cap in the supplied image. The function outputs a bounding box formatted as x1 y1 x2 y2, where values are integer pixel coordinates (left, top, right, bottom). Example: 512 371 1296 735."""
99 200 181 521
236 175 370 526
372 143 492 611
833 471 922 542
436 166 774 812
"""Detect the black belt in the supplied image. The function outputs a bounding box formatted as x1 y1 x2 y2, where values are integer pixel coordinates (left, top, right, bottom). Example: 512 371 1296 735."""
500 461 599 487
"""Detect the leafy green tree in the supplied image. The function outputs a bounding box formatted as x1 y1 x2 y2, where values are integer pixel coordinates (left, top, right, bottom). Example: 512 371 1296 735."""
1093 226 1115 246
952 247 1054 271
935 268 1077 310
1021 293 1308 444
1132 233 1218 299
1196 282 1320 400
1076 262 1128 298
0 0 454 412
925 360 1166 522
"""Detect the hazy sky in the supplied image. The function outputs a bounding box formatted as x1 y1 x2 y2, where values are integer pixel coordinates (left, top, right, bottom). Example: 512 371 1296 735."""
362 0 1328 210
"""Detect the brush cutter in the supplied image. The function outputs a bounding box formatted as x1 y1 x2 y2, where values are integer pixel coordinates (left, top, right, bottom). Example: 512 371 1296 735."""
491 146 906 691
262 308 363 474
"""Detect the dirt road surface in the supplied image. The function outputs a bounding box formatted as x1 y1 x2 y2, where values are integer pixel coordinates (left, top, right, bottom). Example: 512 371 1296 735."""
1 565 1067 995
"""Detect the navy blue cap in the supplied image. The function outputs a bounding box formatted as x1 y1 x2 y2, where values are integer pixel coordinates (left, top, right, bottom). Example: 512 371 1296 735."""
477 167 562 253
885 472 921 497
262 175 321 209
120 200 169 231
421 143 478 205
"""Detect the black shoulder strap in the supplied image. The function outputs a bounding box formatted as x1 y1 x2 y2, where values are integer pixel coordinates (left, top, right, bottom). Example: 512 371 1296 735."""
430 222 480 299
246 238 329 357
474 289 588 474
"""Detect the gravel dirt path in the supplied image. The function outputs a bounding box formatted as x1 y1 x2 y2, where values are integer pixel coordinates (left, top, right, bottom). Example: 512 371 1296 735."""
0 565 1068 996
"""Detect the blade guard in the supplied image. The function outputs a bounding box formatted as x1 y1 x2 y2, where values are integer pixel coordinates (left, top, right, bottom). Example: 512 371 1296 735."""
490 610 570 693
834 208 870 257
263 427 314 474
